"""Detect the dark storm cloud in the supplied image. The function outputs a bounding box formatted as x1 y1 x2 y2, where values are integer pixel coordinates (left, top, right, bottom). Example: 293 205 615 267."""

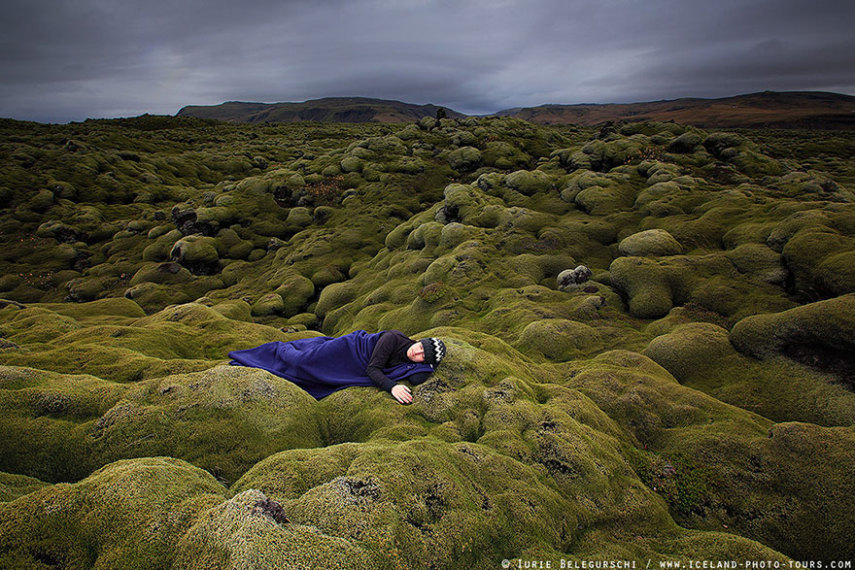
1 0 853 123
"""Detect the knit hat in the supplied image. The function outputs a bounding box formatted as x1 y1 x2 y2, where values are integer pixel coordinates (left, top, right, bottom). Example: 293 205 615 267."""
419 338 446 367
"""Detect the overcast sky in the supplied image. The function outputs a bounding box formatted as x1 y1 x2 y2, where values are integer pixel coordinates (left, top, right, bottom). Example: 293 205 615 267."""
1 0 854 123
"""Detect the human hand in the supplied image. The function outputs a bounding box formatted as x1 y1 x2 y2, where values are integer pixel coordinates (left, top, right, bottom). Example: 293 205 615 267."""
391 384 413 405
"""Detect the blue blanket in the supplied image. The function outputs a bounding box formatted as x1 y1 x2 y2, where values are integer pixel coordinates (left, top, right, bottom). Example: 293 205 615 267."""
228 330 435 399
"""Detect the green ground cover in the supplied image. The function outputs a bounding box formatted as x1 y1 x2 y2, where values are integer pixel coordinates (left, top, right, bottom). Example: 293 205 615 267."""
1 115 853 568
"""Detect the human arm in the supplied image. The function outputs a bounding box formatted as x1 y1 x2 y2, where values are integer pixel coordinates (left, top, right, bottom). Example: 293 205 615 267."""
367 332 429 403
365 332 399 392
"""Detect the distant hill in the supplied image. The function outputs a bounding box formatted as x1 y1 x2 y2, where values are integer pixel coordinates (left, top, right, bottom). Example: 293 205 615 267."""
496 91 855 129
177 97 464 123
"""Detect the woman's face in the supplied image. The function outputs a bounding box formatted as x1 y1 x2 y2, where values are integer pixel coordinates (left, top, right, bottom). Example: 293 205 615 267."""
406 342 425 362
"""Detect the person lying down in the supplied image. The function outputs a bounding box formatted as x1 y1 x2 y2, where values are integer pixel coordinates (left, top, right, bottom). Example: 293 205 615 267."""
228 329 446 404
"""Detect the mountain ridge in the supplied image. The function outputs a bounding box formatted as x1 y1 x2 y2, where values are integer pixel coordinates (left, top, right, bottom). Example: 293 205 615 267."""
177 96 465 124
177 91 855 129
495 90 855 129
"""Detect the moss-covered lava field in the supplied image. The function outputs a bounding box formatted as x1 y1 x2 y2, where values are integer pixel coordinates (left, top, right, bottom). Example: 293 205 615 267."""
1 114 854 568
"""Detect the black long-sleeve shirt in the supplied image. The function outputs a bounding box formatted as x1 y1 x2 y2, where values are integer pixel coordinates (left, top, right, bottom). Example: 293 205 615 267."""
366 330 432 392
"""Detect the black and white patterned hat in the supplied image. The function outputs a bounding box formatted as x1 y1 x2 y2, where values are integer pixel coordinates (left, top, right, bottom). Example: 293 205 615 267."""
420 338 446 367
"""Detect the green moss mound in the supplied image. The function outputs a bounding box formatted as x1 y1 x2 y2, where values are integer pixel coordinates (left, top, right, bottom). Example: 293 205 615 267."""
729 294 855 384
0 364 322 484
517 318 603 361
0 457 227 569
618 229 683 257
643 322 855 426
